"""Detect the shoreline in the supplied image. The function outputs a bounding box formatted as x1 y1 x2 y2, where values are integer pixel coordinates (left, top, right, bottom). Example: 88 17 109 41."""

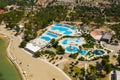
0 25 71 80
0 33 26 80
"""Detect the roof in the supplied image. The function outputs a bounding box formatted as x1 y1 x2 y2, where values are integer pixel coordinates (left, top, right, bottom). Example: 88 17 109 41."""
116 70 120 80
0 9 4 14
25 43 40 52
102 32 112 40
90 29 104 40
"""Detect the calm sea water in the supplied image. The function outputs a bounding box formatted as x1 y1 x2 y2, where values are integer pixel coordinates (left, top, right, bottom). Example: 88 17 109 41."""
0 37 21 80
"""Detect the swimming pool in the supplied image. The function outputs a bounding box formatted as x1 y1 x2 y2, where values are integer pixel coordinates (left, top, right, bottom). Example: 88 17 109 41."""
64 25 76 30
40 36 51 41
55 23 62 26
87 50 104 56
66 46 79 53
64 31 72 35
93 50 105 55
50 24 75 35
80 50 86 55
61 38 84 45
60 38 86 54
62 39 68 44
46 32 58 38
51 26 68 31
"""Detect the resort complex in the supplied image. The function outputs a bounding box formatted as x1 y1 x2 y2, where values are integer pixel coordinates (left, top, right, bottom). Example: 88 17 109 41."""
25 23 108 60
0 0 120 80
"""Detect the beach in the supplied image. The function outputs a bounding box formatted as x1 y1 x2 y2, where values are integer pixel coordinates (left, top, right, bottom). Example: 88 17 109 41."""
0 25 71 80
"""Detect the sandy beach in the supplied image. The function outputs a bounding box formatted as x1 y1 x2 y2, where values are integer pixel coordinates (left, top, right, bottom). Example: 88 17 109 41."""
0 25 71 80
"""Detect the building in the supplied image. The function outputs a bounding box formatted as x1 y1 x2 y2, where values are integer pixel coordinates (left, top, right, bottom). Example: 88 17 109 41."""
101 32 112 43
90 29 104 41
0 9 4 14
115 70 120 80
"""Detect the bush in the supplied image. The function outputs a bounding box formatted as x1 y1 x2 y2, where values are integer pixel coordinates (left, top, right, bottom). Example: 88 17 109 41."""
44 50 55 55
34 51 41 57
20 41 27 48
56 46 65 54
69 53 79 59
78 57 85 61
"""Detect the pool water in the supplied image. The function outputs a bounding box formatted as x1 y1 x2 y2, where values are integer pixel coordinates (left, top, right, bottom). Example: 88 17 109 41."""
60 38 86 54
51 26 68 31
64 25 76 30
64 31 72 35
50 24 75 35
66 46 79 53
62 39 68 44
93 50 104 55
46 32 58 38
55 23 62 26
80 50 86 55
40 36 51 41
87 50 104 56
62 38 82 45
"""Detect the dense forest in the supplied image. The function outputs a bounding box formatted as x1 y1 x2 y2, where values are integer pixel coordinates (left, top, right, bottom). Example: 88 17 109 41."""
0 0 120 41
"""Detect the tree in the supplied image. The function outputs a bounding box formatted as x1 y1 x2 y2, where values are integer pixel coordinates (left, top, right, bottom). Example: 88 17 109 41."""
50 38 56 45
103 64 112 74
117 52 120 66
56 46 65 54
44 50 55 55
20 41 27 48
34 51 41 57
89 65 96 74
101 59 108 66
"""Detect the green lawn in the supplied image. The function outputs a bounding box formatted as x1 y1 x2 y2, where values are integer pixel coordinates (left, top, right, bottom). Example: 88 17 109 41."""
0 37 21 80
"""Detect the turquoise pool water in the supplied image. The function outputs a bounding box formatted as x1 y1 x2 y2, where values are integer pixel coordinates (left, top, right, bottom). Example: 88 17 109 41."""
40 36 51 41
55 23 62 26
62 39 68 44
50 24 76 35
51 26 68 31
46 32 58 38
66 46 79 53
64 31 72 35
80 50 86 55
64 25 76 30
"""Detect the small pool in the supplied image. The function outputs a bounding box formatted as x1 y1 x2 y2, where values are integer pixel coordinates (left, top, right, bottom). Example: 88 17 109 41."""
71 27 76 30
80 50 86 55
51 26 68 31
66 46 78 53
40 36 51 41
62 39 68 44
64 25 76 30
93 50 105 55
87 50 104 56
64 31 72 35
46 32 58 38
62 38 83 45
55 23 62 26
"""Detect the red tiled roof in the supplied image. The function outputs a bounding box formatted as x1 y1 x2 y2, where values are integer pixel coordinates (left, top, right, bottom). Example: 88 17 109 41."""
0 9 4 14
90 29 104 40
